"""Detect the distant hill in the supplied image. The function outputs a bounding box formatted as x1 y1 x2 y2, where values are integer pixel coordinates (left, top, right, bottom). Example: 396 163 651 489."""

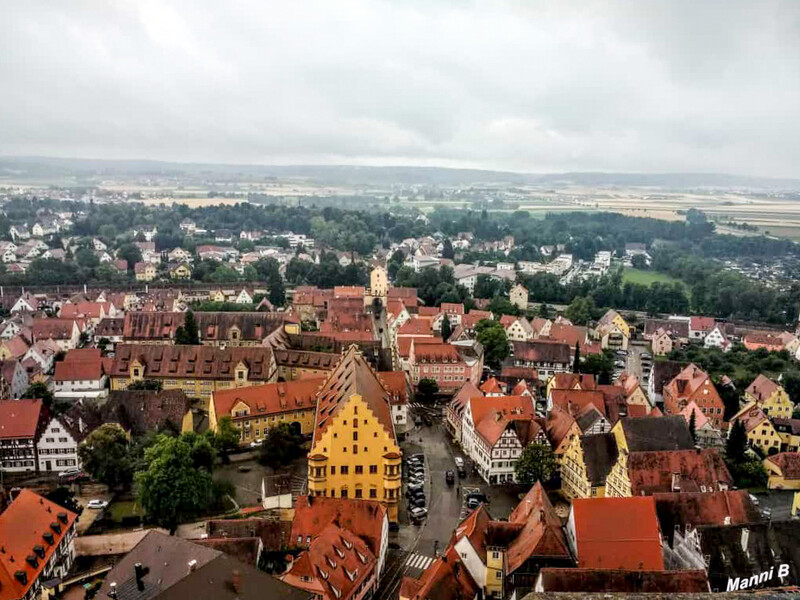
1 156 798 190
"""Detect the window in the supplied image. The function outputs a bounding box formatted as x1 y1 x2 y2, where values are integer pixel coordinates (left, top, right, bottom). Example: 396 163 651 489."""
341 466 349 475
492 551 500 559
369 489 377 498
353 432 358 441
353 419 358 428
355 488 362 498
369 465 377 474
330 466 336 475
353 445 358 454
355 465 363 474
341 488 348 498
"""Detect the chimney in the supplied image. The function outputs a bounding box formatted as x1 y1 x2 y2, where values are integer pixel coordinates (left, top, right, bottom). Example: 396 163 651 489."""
188 559 198 572
134 562 149 591
232 570 242 593
57 512 68 524
109 582 118 599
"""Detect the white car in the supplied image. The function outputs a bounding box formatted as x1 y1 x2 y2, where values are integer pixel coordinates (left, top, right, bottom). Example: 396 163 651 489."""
86 499 108 510
58 467 82 479
454 457 464 468
409 507 428 520
249 439 263 448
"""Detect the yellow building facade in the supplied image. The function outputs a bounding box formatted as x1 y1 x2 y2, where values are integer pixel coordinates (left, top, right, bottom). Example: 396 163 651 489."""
560 434 608 500
745 376 793 419
307 347 402 522
209 378 323 443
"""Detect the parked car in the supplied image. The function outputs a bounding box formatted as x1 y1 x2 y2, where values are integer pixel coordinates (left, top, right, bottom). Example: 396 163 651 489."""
249 439 263 448
422 415 433 427
409 507 428 521
411 453 425 460
58 467 82 479
466 497 482 510
410 496 426 508
454 457 464 468
616 350 627 357
445 470 455 485
466 491 489 504
408 475 425 485
87 499 108 510
414 416 423 426
389 523 400 534
409 489 425 500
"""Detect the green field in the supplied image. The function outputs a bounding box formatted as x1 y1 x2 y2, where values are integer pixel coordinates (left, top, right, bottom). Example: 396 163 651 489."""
622 268 685 287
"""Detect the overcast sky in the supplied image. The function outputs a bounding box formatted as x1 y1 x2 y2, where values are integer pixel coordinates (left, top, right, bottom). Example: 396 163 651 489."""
1 1 799 177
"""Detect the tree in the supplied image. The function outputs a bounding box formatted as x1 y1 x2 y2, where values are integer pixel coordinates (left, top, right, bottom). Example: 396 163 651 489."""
726 419 748 464
269 277 286 308
565 296 595 325
515 443 556 485
258 423 305 469
175 310 200 345
441 238 455 260
487 296 520 317
79 424 134 489
573 342 581 373
581 350 615 384
22 382 54 410
135 434 214 534
209 417 240 464
441 314 452 341
689 409 697 443
630 254 648 269
116 243 143 270
75 247 99 269
417 378 439 400
475 319 510 369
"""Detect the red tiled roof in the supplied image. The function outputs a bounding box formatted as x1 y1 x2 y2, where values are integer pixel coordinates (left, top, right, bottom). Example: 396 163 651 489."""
743 332 785 350
653 490 762 533
545 406 578 451
690 316 715 332
730 402 769 433
572 497 664 570
627 449 733 495
397 318 432 336
479 377 505 395
440 302 464 315
397 336 443 359
291 496 386 559
549 372 597 391
745 374 782 402
53 348 106 382
377 371 409 406
31 318 77 341
537 568 709 593
418 306 439 317
766 452 800 479
0 399 43 439
412 341 460 362
546 323 589 348
0 489 77 600
212 378 325 420
470 395 535 447
59 301 111 319
505 483 570 572
550 389 607 418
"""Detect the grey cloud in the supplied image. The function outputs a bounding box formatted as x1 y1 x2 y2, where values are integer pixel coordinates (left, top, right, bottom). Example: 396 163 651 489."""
0 0 798 177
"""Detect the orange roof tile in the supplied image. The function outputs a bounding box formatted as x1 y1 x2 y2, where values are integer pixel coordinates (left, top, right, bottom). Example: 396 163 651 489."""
0 489 78 600
212 378 325 420
0 399 43 439
572 496 664 570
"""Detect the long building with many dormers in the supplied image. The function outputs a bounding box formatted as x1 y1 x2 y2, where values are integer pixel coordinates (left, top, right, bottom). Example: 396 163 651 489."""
307 346 402 523
109 344 277 410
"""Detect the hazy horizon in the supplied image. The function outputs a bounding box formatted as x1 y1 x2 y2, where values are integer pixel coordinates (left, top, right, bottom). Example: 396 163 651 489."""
2 1 799 179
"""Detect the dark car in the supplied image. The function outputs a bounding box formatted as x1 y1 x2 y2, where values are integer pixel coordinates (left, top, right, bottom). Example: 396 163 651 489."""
410 453 424 460
457 467 467 478
389 523 400 533
422 415 433 427
410 496 426 508
445 470 455 485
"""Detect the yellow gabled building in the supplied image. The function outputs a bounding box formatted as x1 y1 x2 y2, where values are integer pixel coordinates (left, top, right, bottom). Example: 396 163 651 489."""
730 401 781 455
745 374 794 419
560 431 617 500
307 345 402 522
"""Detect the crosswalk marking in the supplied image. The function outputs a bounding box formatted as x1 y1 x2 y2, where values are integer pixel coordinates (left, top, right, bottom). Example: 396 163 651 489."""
405 553 435 571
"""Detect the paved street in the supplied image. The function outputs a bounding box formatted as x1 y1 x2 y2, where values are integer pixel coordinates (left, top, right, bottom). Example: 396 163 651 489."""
375 401 525 600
